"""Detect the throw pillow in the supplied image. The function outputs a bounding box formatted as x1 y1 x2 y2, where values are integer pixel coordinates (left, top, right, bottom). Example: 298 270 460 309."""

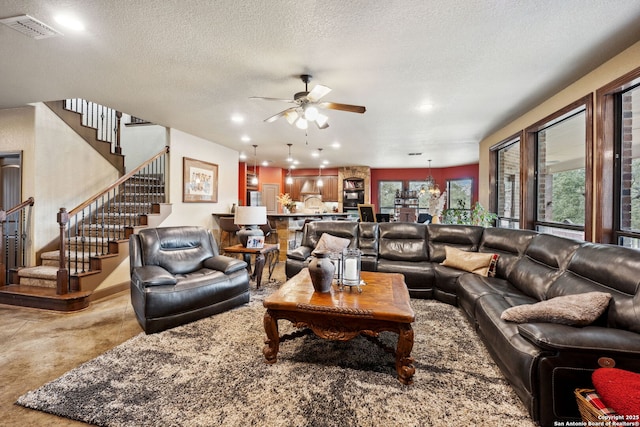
592 368 640 417
440 246 499 277
314 233 351 254
501 291 611 326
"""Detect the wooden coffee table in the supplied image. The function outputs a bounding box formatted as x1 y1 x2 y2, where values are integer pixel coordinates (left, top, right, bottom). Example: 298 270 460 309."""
262 269 416 384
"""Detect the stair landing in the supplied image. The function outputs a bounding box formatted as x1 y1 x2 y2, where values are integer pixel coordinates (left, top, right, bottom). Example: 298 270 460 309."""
0 284 91 311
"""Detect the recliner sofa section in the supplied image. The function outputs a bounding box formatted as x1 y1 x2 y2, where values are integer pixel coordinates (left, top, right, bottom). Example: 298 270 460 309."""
129 226 250 334
284 221 640 426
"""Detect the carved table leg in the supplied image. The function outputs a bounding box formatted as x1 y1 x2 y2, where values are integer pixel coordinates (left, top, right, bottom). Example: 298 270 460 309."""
254 252 266 289
263 310 280 364
396 324 415 385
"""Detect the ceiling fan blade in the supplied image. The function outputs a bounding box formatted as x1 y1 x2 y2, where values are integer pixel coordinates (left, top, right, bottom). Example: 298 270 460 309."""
319 102 366 114
250 96 296 103
284 109 300 125
306 84 331 102
264 107 297 123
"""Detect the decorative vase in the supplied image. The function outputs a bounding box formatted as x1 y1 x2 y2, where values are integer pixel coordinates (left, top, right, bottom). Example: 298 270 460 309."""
308 251 335 293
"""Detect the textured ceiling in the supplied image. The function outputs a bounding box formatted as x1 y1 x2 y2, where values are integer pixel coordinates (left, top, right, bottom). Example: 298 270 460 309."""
1 0 640 169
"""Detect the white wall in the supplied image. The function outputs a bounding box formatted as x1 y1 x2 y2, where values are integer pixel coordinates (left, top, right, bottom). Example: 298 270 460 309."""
0 107 36 264
120 119 168 172
33 103 120 252
159 128 239 229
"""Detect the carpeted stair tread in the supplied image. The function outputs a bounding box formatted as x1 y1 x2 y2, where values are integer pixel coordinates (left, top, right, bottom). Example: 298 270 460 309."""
17 265 58 280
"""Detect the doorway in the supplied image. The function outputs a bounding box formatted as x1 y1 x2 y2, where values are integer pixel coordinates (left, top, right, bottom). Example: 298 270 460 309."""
261 183 279 214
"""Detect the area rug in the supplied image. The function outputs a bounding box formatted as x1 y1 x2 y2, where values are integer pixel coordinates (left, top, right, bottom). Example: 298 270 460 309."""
17 284 535 427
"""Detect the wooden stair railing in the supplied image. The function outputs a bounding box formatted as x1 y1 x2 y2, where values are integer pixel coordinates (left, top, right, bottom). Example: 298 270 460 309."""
56 146 169 295
0 197 34 286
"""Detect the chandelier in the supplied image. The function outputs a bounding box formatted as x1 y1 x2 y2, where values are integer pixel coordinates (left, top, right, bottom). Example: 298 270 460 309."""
423 159 440 197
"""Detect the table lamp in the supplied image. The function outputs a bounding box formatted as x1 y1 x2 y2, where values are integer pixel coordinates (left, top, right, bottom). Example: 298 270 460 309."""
234 206 267 247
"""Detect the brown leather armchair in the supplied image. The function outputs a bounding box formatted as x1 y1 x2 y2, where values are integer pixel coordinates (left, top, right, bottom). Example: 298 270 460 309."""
129 226 250 334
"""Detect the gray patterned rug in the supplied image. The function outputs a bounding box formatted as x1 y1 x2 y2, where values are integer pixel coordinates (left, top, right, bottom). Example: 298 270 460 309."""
16 283 534 427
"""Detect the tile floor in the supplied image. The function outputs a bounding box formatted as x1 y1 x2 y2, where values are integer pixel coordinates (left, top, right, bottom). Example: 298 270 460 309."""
1 264 282 426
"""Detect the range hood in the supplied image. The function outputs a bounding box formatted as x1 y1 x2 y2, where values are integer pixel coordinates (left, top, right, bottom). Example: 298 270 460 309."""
300 179 320 195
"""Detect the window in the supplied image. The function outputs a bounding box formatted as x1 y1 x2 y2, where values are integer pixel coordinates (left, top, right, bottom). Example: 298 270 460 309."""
378 181 403 214
615 83 640 248
408 180 430 211
534 108 587 240
494 138 520 229
446 178 472 210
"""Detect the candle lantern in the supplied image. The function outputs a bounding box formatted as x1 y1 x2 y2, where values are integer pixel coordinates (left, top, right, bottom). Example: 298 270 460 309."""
342 248 362 288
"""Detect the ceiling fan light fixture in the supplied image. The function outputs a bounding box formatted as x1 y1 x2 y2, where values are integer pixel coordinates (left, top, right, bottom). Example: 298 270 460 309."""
295 117 308 130
303 105 319 121
315 113 329 129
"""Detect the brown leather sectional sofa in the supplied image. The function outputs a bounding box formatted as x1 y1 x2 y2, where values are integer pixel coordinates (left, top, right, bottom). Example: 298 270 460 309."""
286 221 640 426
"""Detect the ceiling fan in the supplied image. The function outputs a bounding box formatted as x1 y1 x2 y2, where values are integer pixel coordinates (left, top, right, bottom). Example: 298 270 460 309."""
250 74 366 130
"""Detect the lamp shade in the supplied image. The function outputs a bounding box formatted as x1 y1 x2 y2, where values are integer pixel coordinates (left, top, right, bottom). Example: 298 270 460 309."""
234 206 267 226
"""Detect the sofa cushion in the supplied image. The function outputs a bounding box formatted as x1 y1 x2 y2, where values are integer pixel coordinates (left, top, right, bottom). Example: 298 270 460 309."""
427 224 484 262
314 232 350 253
507 234 582 301
137 226 217 275
501 292 611 326
378 223 428 261
479 228 537 279
441 246 499 277
301 221 359 250
547 243 640 334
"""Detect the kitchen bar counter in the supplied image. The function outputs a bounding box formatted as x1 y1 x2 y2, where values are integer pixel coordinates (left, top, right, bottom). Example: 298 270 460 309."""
212 212 354 261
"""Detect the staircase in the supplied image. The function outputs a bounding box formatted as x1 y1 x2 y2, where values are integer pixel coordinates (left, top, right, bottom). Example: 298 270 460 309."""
0 100 170 311
0 173 170 311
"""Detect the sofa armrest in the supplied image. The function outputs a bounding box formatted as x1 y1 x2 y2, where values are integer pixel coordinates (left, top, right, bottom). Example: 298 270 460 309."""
518 323 640 354
204 255 247 274
287 246 312 261
132 265 177 287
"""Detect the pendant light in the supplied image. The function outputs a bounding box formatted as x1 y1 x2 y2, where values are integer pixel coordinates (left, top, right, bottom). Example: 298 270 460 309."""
286 143 293 163
286 168 293 185
251 145 259 185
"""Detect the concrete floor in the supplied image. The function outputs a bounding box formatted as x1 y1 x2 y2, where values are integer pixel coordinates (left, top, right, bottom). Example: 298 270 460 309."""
1 290 141 426
0 263 281 426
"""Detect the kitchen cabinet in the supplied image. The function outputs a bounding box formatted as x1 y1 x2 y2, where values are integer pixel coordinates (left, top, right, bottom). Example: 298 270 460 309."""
321 176 339 201
290 176 338 202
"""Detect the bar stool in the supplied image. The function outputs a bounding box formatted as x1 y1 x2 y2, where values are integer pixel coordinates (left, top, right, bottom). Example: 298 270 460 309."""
219 216 240 248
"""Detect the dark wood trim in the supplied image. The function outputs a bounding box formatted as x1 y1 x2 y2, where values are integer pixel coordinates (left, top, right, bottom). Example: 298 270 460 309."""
488 132 521 220
594 66 640 243
0 285 91 311
522 95 593 239
522 128 536 230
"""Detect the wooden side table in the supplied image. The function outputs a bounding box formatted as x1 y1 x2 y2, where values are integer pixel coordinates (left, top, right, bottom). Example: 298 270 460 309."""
222 243 279 289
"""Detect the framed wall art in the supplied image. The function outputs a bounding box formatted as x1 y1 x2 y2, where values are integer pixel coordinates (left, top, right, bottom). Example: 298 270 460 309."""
183 157 218 203
358 204 376 222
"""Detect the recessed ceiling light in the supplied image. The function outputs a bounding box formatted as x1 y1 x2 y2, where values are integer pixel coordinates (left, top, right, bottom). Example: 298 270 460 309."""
261 160 269 166
241 135 250 142
418 103 434 112
239 152 247 160
322 160 329 165
311 151 319 158
331 141 340 148
231 114 244 124
293 160 299 165
54 14 84 32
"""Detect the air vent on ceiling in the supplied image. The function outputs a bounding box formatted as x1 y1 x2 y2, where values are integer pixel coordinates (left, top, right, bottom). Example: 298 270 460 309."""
0 14 61 39
408 153 423 156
